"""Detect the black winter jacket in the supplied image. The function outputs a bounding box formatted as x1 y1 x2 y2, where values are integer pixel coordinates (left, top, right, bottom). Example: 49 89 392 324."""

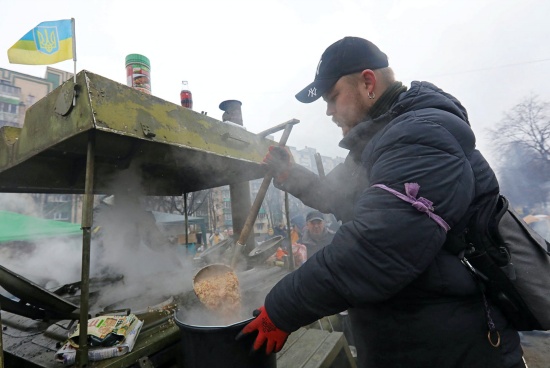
301 228 335 258
266 82 523 368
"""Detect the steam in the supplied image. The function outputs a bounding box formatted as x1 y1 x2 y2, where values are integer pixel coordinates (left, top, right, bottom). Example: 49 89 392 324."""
0 165 196 314
0 157 281 325
89 163 196 312
0 193 80 289
1 237 82 289
0 193 39 215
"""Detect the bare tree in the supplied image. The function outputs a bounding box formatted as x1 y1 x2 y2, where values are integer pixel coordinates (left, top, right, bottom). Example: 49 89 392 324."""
143 190 211 216
489 95 550 210
263 184 284 229
207 190 218 232
489 95 550 167
498 143 548 211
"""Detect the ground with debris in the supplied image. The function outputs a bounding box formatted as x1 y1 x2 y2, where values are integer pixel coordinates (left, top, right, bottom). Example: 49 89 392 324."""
520 331 550 368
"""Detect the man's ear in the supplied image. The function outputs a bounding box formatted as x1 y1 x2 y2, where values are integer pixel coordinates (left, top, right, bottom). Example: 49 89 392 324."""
360 69 377 92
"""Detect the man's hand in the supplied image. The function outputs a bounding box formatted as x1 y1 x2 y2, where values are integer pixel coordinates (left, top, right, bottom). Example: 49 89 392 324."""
263 146 293 182
236 306 290 354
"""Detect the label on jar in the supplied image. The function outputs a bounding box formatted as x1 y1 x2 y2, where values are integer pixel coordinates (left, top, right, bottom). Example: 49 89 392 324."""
126 62 151 94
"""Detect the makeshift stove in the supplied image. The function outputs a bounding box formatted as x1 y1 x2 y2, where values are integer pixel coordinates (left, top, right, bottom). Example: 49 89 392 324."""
0 70 297 367
0 264 290 368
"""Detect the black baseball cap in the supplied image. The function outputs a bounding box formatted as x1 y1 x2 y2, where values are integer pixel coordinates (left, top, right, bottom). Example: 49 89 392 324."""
295 37 389 103
306 210 325 222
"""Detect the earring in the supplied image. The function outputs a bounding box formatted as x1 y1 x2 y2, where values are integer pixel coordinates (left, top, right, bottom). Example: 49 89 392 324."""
368 91 376 99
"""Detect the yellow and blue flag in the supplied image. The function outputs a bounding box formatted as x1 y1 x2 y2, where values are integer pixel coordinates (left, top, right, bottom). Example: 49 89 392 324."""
7 19 74 65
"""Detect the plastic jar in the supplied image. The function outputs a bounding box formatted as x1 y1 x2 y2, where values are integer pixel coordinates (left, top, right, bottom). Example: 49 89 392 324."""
125 54 151 94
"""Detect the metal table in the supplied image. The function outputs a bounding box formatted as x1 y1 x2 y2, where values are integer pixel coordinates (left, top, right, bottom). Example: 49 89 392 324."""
0 70 294 367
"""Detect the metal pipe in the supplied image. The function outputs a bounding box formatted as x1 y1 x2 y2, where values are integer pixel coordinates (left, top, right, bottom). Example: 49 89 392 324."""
314 152 325 178
219 100 243 126
284 191 295 271
231 122 296 268
225 100 255 258
76 131 95 367
0 302 4 368
257 119 300 138
230 183 254 256
184 193 189 247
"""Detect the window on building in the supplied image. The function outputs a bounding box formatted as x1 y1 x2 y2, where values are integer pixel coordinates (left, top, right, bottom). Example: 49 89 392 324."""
50 194 70 202
26 94 35 106
53 212 70 221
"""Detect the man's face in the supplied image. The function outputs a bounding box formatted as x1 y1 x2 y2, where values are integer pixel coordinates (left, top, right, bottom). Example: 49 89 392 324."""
322 74 372 136
307 219 325 239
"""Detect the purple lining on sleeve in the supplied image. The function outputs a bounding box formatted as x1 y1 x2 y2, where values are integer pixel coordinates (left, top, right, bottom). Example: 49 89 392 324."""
372 183 451 232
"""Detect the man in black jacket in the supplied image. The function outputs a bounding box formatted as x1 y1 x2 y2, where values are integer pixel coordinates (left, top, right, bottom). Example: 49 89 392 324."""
301 210 335 258
238 36 524 368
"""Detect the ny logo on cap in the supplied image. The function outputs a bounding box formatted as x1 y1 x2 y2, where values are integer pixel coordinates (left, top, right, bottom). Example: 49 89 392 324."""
308 87 317 97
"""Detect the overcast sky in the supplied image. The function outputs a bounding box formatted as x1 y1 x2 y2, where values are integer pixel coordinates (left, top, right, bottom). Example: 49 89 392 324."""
2 0 549 165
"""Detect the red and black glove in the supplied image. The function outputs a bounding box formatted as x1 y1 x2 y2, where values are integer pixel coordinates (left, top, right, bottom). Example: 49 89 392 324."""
236 306 290 355
263 146 293 182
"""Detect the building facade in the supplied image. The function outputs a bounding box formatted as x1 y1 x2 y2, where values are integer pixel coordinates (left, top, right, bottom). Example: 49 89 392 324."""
1 66 81 222
0 67 72 128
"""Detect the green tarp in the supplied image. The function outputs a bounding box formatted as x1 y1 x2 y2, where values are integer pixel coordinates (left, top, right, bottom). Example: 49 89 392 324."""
0 211 81 242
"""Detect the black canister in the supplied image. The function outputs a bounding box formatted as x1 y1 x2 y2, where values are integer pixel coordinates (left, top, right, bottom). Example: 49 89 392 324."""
174 311 277 368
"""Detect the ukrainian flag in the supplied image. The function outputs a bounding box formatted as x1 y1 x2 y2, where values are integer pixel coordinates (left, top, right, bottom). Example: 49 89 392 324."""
7 19 74 65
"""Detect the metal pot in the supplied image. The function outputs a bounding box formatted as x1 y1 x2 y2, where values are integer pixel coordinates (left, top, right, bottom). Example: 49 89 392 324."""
174 311 276 368
247 235 284 264
195 238 233 264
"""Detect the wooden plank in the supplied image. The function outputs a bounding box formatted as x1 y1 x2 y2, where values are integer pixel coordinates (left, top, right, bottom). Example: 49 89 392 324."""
277 327 356 368
278 327 307 356
339 338 357 368
304 332 356 368
279 328 346 368
277 328 327 367
302 332 344 368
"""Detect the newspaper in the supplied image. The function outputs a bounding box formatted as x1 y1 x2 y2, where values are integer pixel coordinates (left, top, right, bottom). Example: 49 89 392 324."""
55 316 143 366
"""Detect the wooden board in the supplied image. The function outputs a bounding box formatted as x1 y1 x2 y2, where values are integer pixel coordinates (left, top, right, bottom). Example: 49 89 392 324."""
277 327 356 368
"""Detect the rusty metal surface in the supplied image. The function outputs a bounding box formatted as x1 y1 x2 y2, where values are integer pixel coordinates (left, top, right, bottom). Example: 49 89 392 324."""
0 309 180 368
0 266 290 367
0 70 276 195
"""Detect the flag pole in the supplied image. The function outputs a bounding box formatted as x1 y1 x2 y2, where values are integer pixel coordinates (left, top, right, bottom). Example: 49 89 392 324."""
71 18 77 106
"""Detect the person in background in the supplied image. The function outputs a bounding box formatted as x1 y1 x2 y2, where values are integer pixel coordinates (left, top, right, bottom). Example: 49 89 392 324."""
239 36 523 367
301 209 355 350
273 223 287 238
301 210 335 258
289 215 305 244
209 230 223 247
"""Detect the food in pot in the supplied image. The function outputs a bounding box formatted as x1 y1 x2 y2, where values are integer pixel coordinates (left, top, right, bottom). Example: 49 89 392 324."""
194 271 241 319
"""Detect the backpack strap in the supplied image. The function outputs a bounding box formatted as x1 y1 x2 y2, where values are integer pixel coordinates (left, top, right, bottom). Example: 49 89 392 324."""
372 183 450 232
373 183 506 343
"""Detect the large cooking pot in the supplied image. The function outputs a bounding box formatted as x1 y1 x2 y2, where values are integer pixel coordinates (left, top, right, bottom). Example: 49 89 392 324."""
195 238 233 264
174 311 276 368
247 235 284 265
